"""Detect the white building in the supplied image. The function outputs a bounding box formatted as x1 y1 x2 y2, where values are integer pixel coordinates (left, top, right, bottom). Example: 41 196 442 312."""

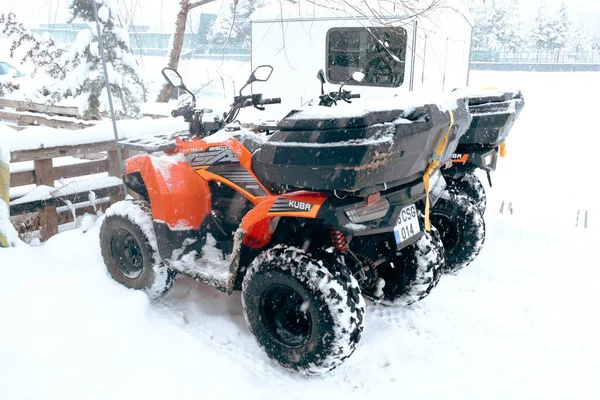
250 0 474 108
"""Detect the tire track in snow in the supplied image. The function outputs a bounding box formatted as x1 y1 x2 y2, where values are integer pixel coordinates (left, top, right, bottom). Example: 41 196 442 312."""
150 298 292 385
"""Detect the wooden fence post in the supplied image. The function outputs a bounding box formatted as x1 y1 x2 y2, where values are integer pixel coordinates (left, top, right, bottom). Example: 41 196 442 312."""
0 159 10 247
34 158 58 241
107 149 126 203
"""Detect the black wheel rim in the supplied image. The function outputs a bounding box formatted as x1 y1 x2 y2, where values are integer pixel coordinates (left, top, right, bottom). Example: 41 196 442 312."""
431 214 460 254
260 284 312 348
110 228 144 279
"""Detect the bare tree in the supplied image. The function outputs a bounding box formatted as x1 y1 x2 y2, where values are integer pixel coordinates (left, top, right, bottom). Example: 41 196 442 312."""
157 0 219 102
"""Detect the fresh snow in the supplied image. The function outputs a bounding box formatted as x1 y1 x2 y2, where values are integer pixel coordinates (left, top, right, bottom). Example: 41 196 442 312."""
10 176 122 206
97 5 110 23
0 198 20 247
1 71 599 400
7 117 189 152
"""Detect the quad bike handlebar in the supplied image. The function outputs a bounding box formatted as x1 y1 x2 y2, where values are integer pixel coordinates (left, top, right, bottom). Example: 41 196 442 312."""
162 65 280 138
168 94 281 138
171 104 194 119
319 90 360 107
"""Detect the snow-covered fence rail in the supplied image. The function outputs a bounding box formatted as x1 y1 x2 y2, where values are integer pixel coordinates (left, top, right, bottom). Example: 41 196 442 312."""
0 99 85 119
0 99 98 130
8 142 127 241
3 116 188 242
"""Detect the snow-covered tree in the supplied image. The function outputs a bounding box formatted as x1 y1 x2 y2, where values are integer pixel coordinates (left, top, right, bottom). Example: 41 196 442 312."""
593 33 600 55
0 12 70 96
206 0 264 48
529 0 571 56
569 22 593 55
553 1 570 55
57 0 146 118
471 1 523 52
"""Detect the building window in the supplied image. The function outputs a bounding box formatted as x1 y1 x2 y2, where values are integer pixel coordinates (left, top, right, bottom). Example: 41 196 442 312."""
326 27 407 88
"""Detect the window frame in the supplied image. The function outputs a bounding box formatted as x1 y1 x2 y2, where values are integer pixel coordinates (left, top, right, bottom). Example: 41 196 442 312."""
325 26 408 88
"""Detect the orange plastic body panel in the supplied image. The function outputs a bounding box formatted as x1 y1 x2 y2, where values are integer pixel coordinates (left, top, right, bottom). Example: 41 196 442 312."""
174 136 271 204
125 154 210 229
241 191 329 249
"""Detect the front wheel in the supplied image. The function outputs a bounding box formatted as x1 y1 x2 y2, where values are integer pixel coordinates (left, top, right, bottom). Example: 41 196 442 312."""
430 189 486 273
99 200 176 299
241 246 365 375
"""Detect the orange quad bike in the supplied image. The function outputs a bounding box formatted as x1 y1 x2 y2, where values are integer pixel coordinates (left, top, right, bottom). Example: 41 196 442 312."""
99 65 470 374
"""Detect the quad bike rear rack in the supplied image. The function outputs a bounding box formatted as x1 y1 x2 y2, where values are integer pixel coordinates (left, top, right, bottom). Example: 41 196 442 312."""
118 133 182 153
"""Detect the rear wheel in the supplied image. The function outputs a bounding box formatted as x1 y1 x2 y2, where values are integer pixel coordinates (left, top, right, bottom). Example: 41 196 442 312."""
100 200 176 299
444 173 487 214
430 189 486 273
241 245 365 375
371 226 444 307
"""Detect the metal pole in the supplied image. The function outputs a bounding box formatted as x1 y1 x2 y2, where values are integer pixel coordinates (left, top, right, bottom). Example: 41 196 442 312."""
91 0 126 192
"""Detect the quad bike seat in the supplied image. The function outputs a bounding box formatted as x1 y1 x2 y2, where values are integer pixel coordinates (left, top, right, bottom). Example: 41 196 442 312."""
251 98 471 196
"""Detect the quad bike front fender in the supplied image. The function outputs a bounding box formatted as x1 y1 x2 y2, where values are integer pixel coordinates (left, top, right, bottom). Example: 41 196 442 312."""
123 154 211 229
240 191 330 249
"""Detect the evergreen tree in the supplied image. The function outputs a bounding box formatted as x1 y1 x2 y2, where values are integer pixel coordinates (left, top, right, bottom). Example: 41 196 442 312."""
58 0 146 118
570 22 593 55
471 1 523 52
553 0 570 54
593 33 600 54
207 0 266 49
530 1 554 52
530 0 571 57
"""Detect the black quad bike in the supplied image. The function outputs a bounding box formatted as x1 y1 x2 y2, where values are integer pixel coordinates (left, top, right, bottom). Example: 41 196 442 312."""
100 65 471 374
428 89 525 272
314 69 486 274
443 88 526 214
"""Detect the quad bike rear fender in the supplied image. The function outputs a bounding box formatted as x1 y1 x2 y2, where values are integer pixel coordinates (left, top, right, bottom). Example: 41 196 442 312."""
240 191 330 249
123 154 211 229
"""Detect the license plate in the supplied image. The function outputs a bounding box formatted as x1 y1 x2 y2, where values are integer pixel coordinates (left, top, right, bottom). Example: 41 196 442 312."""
393 204 421 245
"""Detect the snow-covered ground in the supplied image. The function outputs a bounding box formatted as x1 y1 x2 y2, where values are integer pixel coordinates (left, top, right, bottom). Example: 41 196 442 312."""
1 71 599 400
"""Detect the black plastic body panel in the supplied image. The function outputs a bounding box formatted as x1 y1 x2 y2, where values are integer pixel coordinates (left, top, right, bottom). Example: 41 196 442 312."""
253 98 471 195
460 90 525 146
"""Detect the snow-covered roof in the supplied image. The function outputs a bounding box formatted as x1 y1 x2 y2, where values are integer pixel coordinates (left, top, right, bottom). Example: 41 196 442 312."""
251 0 473 25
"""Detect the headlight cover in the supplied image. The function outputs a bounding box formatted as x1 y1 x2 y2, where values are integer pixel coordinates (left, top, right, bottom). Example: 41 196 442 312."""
344 198 390 223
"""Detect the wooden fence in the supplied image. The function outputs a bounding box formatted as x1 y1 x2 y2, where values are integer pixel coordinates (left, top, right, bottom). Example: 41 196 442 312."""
8 141 130 241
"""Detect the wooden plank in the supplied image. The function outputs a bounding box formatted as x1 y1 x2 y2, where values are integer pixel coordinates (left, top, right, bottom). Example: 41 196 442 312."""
11 141 116 163
9 184 123 216
34 159 58 241
10 159 108 188
0 98 81 118
0 110 95 130
54 159 108 180
10 170 35 187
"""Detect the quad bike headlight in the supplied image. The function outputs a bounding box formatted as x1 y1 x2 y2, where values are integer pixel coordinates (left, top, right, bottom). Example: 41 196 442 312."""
344 198 390 223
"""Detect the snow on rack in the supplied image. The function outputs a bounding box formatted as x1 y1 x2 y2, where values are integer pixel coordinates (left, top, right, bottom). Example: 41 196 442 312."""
282 91 464 122
7 117 189 152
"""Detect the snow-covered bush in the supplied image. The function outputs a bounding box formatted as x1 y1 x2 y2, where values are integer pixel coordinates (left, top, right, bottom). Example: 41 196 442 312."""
0 12 69 97
55 0 147 118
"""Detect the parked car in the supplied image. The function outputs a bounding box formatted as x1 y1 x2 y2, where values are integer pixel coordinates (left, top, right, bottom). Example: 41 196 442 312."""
0 61 23 77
